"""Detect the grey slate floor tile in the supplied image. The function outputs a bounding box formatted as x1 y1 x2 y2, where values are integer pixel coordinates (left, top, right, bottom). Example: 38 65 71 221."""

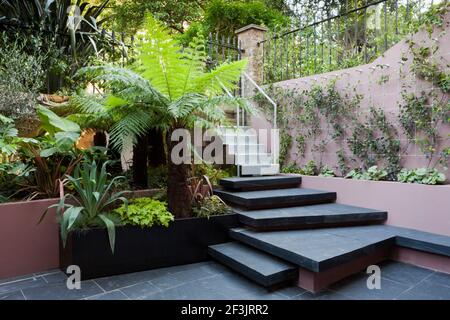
0 276 47 295
378 260 434 287
425 271 450 288
22 280 104 300
329 273 410 300
150 273 186 290
276 286 307 298
2 261 448 300
86 290 129 300
94 268 170 292
0 290 25 300
43 271 68 284
294 290 352 300
141 281 229 300
120 282 161 299
396 280 450 300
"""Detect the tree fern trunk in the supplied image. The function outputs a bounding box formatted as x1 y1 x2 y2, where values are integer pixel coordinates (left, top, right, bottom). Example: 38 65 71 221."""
166 128 191 218
132 133 149 189
148 129 166 167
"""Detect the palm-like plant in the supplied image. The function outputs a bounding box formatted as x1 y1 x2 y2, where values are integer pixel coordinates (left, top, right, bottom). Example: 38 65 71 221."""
72 16 249 217
41 161 128 253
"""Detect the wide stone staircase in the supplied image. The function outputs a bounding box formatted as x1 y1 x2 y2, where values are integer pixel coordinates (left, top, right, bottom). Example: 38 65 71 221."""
209 175 450 292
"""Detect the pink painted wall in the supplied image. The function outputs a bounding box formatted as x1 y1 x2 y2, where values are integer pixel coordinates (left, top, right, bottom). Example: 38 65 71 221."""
253 12 450 179
0 199 59 280
300 175 450 237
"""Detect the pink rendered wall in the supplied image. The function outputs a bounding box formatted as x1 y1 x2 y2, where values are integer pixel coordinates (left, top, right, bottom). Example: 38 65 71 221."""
300 175 450 237
0 199 59 280
254 12 450 179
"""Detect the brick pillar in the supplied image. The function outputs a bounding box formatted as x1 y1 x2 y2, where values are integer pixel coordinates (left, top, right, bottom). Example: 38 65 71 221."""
235 24 268 97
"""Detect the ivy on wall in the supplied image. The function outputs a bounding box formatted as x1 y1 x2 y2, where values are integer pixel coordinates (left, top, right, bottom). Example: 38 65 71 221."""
253 4 449 183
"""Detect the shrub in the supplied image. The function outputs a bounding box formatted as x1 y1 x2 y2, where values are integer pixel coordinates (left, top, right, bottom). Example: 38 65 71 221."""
0 33 47 119
148 165 168 188
192 195 230 219
319 165 335 177
346 166 388 181
303 160 318 176
114 197 174 228
397 168 446 185
281 163 303 174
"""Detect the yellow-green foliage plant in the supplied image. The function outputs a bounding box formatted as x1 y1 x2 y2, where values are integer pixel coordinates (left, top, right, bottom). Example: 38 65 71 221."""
114 197 174 228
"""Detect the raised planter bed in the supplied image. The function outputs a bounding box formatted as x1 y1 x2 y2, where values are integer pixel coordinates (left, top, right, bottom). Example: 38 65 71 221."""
60 213 240 280
0 198 59 279
298 175 450 237
0 188 162 280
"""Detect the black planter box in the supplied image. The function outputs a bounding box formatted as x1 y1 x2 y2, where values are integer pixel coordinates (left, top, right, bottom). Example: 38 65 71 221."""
60 214 239 280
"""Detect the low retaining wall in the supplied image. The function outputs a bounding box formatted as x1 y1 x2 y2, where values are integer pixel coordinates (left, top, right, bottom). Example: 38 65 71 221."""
300 175 450 237
0 198 59 280
0 189 161 280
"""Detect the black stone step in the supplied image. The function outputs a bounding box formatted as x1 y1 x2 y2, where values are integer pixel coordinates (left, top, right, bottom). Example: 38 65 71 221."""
229 225 450 272
208 242 297 287
219 175 302 191
234 203 387 230
214 188 336 210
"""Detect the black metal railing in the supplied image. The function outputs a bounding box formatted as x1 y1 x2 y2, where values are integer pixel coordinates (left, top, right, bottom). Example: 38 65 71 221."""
206 32 244 70
261 0 446 83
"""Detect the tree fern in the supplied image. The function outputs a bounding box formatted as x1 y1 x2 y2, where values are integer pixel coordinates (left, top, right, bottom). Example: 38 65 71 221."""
72 15 250 152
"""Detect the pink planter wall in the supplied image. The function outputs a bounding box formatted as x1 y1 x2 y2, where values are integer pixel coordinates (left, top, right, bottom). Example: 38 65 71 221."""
300 175 450 237
0 198 59 280
0 189 162 280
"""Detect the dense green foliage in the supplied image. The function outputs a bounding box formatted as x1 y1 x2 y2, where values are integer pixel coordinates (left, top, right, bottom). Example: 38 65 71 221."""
192 195 230 218
0 0 111 93
114 197 174 228
397 168 446 185
346 166 388 181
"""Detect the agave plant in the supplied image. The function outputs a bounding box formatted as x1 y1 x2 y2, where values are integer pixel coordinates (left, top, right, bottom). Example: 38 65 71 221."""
71 15 250 218
41 160 128 252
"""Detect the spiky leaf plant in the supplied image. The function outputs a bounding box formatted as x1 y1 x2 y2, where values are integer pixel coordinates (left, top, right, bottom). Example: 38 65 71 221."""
41 161 128 253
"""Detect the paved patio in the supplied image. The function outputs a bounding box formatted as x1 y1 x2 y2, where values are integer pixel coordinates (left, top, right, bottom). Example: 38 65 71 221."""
0 260 449 300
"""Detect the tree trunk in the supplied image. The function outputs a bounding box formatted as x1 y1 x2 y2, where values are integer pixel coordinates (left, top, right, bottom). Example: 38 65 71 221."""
148 129 166 167
132 133 149 189
166 128 191 218
93 131 107 147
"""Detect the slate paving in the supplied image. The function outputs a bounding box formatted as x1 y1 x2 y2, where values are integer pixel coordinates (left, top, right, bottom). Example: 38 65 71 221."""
0 260 449 300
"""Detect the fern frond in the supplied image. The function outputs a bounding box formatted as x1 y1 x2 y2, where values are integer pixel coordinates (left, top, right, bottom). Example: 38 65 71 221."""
189 59 248 95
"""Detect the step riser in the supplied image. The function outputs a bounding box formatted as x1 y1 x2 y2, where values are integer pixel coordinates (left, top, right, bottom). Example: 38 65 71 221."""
219 176 302 191
240 164 280 176
215 191 336 210
208 248 297 288
237 212 388 230
226 144 267 155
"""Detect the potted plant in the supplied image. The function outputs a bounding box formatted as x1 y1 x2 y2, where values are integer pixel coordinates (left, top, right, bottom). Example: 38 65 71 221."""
46 160 238 280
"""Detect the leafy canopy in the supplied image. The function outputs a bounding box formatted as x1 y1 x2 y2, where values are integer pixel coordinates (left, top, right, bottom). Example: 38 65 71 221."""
72 15 249 151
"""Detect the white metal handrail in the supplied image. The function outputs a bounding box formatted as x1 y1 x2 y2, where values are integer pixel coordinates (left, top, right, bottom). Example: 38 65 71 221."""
242 72 277 129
